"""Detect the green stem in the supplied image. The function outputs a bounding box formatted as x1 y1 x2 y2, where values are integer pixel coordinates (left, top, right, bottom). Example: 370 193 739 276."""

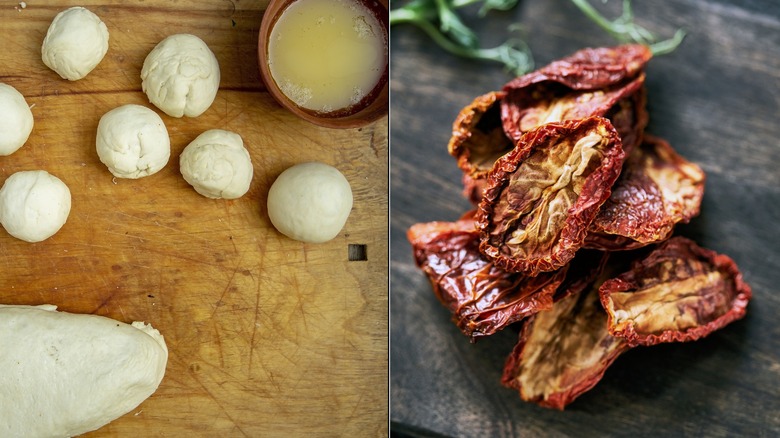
391 11 484 58
568 0 635 43
389 7 421 25
451 0 480 8
568 0 684 54
568 0 615 32
389 0 683 75
649 29 686 55
390 8 532 75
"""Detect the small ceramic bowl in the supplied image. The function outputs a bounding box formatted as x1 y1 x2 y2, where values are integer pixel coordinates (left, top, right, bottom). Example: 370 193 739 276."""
258 0 388 129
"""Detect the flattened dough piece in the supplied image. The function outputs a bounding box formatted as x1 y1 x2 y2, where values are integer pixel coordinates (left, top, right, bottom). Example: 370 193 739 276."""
0 304 168 438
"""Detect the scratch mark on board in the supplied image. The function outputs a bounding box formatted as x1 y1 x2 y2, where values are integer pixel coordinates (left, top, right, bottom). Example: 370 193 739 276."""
210 254 245 319
187 372 251 437
247 278 262 374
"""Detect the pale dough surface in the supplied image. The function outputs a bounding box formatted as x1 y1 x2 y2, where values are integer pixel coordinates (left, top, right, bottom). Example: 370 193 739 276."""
41 6 109 81
267 162 353 243
0 304 168 438
0 170 71 242
179 129 253 199
96 104 171 179
141 34 220 118
0 83 34 156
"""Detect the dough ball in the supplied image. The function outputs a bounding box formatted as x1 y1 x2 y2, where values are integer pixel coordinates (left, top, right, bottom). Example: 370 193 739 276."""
267 162 353 243
41 7 109 81
96 104 170 179
141 34 220 118
179 129 253 199
0 304 168 437
0 83 33 156
0 170 71 242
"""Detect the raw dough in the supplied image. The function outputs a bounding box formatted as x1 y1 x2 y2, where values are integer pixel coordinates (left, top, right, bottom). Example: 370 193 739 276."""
0 304 168 438
0 170 71 242
0 83 33 156
179 129 253 199
141 34 220 118
267 162 353 243
41 7 109 81
96 104 171 179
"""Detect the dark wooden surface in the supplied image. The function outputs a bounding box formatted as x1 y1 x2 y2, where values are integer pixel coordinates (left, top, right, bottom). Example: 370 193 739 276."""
390 1 780 436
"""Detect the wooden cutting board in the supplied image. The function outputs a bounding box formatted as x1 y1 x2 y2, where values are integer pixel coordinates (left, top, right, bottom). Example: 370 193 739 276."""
0 1 388 436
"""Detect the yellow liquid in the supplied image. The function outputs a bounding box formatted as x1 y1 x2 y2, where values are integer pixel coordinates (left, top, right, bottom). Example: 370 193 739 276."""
268 0 387 114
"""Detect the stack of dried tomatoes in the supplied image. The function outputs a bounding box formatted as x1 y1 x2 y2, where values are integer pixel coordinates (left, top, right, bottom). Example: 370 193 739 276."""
407 45 752 410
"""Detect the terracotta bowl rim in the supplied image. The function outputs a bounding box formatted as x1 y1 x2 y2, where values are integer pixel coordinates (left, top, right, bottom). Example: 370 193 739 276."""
257 0 389 129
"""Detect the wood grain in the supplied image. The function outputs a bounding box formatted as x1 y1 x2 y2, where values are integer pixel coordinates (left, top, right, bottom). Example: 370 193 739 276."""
0 1 388 436
391 0 780 436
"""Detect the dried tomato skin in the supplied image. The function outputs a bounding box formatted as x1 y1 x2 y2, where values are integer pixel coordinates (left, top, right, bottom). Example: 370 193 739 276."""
501 74 647 151
500 45 652 151
599 237 752 347
453 46 651 207
604 83 648 156
503 44 653 92
552 249 610 302
461 172 487 205
476 116 625 276
582 233 649 252
501 251 629 410
407 214 567 341
448 91 514 180
585 135 706 251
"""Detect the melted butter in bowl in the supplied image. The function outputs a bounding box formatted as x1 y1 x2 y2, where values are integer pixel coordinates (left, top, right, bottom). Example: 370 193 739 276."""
259 0 388 128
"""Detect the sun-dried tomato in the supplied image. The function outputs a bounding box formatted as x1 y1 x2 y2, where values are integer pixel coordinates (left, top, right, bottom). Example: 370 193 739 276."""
461 172 487 205
476 116 624 276
552 248 610 302
585 135 706 250
599 237 752 346
448 91 514 181
407 213 567 341
503 44 653 94
501 252 630 410
450 46 650 207
501 45 651 153
502 76 646 151
604 84 648 157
